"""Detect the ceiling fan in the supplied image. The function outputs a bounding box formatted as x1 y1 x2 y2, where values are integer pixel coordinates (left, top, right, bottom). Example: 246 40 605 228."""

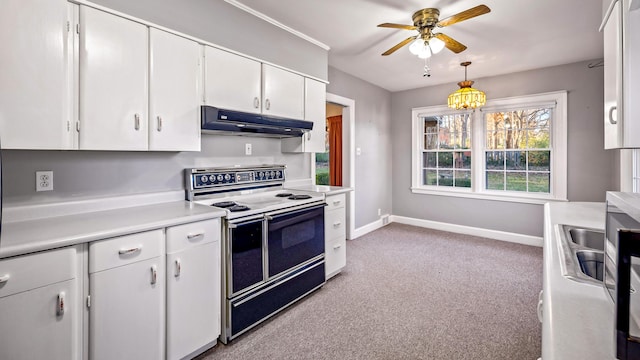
378 4 491 56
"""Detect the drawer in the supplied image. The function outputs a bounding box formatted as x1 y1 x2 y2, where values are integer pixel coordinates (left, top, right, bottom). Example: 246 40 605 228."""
326 193 346 211
325 207 346 240
89 229 164 273
166 218 220 254
0 246 78 298
325 237 346 278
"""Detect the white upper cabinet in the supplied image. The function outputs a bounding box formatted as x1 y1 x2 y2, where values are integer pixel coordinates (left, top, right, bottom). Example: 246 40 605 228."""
262 64 305 119
603 0 640 149
0 0 75 149
204 47 305 120
204 46 262 114
79 6 148 151
281 78 327 153
149 28 202 151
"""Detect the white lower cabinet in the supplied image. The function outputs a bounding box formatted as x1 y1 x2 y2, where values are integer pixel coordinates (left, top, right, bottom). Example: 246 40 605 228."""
89 230 165 360
324 193 347 279
166 219 221 360
0 246 82 360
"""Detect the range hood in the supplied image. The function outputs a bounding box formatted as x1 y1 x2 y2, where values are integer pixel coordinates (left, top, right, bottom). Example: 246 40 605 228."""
201 105 313 138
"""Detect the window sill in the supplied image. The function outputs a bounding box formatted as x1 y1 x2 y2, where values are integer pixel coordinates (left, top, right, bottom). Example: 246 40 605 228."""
410 187 568 205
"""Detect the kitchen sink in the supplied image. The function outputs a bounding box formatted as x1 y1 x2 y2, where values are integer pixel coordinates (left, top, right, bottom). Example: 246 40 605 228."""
568 228 605 251
558 224 606 285
576 250 604 281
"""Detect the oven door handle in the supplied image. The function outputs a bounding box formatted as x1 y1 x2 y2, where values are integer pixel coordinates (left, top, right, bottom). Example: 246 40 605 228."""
266 204 325 232
264 202 326 218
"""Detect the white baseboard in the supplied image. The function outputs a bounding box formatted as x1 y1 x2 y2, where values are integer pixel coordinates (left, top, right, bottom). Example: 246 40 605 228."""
389 215 543 247
352 215 390 239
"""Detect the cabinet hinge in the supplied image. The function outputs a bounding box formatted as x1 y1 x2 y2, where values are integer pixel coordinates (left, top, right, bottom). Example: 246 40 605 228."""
86 295 91 308
67 121 70 132
67 21 70 33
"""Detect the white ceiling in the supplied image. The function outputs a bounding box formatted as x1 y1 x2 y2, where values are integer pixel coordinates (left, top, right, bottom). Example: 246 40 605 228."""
229 0 604 92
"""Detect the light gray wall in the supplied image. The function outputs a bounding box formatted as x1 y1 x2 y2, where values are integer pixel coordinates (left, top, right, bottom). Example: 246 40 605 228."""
391 60 614 237
327 67 392 229
88 0 328 80
2 1 324 206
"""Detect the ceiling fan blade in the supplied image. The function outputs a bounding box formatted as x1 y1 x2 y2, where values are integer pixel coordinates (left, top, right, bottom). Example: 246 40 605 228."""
437 4 491 27
377 23 417 31
382 36 417 56
434 33 467 53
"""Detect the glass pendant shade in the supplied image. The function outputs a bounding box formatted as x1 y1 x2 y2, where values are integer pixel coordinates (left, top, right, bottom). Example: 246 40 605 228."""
418 45 432 59
447 62 486 110
409 38 424 55
429 37 445 54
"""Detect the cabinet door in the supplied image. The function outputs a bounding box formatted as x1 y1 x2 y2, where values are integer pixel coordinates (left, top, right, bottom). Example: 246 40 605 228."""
604 0 621 149
166 242 220 360
204 46 261 114
262 64 304 119
0 0 75 149
304 78 327 153
79 6 148 150
89 257 164 360
149 29 202 151
0 279 77 359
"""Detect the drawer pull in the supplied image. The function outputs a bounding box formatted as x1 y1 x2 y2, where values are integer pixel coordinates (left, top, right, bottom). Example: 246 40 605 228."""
0 274 10 284
253 97 260 109
333 221 342 227
187 233 204 240
333 244 342 249
175 259 181 277
157 116 163 132
265 98 271 110
118 246 142 255
609 106 617 125
57 292 66 316
150 265 157 285
332 200 341 205
134 113 141 130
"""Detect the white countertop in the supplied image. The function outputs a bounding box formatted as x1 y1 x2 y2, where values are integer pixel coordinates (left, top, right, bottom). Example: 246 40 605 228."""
0 201 225 259
284 184 353 196
543 201 614 360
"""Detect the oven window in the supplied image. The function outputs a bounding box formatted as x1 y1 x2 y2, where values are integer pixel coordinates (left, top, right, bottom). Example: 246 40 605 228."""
267 206 324 277
230 219 264 294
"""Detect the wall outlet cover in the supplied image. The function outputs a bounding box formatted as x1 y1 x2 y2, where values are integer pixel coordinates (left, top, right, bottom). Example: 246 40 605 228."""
245 143 252 155
36 171 53 192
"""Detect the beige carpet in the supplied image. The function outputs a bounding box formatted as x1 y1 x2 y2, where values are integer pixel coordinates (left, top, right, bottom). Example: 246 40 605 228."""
197 223 543 360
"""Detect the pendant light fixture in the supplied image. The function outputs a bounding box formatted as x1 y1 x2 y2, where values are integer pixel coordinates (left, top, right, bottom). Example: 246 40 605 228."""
447 61 486 110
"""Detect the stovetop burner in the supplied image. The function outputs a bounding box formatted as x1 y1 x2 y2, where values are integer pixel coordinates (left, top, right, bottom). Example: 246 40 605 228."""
228 205 250 212
212 201 237 208
288 194 312 200
275 193 293 197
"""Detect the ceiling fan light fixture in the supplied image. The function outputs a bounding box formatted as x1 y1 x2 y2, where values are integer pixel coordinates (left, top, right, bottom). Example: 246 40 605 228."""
447 62 486 110
429 36 445 54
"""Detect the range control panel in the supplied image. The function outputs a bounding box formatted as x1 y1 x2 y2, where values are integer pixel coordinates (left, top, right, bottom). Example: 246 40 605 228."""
189 166 286 189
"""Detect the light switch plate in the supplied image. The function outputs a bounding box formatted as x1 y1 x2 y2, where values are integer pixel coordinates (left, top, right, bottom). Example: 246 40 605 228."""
245 143 252 155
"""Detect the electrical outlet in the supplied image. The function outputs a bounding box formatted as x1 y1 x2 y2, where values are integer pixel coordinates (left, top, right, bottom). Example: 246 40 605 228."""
245 143 252 155
356 147 362 156
36 171 53 192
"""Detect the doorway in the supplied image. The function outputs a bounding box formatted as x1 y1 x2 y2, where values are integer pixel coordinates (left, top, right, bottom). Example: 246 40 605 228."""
316 103 344 186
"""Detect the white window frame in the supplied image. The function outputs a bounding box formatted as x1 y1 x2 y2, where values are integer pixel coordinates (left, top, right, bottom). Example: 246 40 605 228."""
411 91 567 204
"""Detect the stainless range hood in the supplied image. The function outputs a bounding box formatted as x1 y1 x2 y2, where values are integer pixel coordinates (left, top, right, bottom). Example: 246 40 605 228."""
201 105 313 138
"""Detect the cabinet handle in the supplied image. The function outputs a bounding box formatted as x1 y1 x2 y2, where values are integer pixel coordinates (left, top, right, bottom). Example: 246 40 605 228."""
609 106 617 125
333 221 342 227
118 246 142 255
333 244 342 249
253 97 260 109
157 116 163 132
0 274 10 284
134 113 141 130
537 290 544 323
150 265 157 285
175 259 181 277
187 233 204 240
265 99 271 110
57 292 66 316
333 200 341 205
307 131 311 141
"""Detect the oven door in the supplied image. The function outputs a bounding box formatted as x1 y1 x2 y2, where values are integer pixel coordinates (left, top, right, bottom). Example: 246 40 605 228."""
266 203 325 278
228 216 265 296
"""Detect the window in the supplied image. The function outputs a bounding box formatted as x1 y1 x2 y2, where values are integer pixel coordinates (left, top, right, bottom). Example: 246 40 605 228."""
411 91 567 204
